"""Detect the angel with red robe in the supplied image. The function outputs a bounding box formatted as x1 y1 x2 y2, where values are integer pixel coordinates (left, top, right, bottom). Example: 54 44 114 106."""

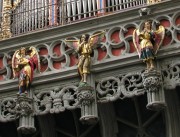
65 31 105 84
12 47 40 95
133 20 165 71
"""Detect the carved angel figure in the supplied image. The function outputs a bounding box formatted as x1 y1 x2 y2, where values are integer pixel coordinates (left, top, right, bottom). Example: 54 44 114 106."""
12 47 40 95
133 20 165 71
65 31 105 84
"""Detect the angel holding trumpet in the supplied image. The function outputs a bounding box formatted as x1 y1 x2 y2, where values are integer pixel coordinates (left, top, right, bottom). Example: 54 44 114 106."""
12 47 40 95
65 31 105 84
133 20 165 71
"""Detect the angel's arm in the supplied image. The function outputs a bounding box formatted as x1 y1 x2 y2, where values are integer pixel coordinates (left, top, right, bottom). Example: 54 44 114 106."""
18 57 29 65
65 39 79 42
90 31 105 39
77 41 84 53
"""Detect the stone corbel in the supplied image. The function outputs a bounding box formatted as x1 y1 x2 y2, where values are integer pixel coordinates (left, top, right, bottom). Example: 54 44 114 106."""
77 85 97 124
142 70 166 110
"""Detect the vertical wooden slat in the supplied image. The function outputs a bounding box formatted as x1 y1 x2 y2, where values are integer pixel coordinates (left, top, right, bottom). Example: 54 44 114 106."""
92 0 96 16
32 0 34 30
19 2 21 34
26 0 29 32
20 3 23 33
66 0 71 22
42 0 44 28
58 0 61 24
136 0 138 6
119 0 122 10
55 0 58 25
17 7 19 34
112 0 115 11
72 0 76 21
77 0 81 20
20 2 23 33
124 0 126 9
127 0 129 8
82 0 87 18
115 0 119 10
133 0 135 6
45 0 48 27
28 0 31 31
11 9 14 35
130 0 132 7
35 0 37 30
23 0 25 33
107 0 110 12
87 0 92 17
62 0 66 24
38 0 40 29
16 8 17 35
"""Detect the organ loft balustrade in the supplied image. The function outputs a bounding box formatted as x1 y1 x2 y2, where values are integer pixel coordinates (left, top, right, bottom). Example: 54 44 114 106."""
0 0 165 39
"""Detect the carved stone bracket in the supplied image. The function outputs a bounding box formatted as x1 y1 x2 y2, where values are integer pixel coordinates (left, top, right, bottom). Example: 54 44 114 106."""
142 70 166 110
77 85 98 125
16 94 36 134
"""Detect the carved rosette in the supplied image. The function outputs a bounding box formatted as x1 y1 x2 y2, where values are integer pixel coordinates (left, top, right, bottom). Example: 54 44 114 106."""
142 70 166 110
16 94 36 134
77 85 98 124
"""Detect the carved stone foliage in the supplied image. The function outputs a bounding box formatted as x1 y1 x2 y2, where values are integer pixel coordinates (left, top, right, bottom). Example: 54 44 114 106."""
34 85 79 115
96 72 144 102
162 60 180 90
77 86 98 124
77 86 94 106
142 70 166 110
16 95 36 134
96 70 166 110
16 95 33 116
0 97 16 122
0 11 180 81
142 70 162 93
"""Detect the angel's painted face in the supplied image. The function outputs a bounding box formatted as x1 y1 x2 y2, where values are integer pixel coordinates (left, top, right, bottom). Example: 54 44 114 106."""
20 48 26 55
81 35 86 41
144 21 151 30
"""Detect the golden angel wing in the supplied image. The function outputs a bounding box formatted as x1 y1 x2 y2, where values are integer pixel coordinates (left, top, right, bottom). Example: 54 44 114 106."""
89 31 105 48
12 49 20 78
133 29 141 58
154 25 165 54
29 46 41 72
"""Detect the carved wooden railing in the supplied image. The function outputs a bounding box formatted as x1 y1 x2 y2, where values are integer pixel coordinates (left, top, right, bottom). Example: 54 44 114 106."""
0 0 165 37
